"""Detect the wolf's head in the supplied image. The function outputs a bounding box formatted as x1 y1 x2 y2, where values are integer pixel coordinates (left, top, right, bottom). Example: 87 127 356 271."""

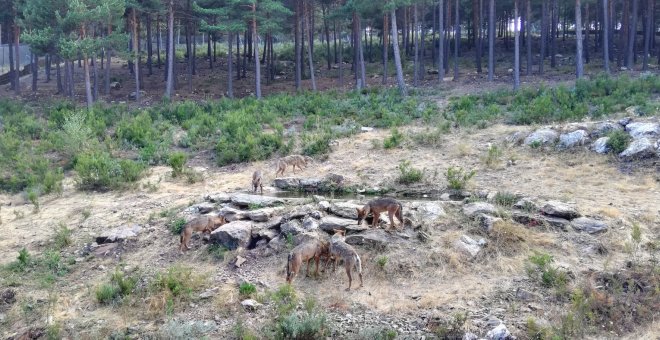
331 229 346 242
356 206 370 225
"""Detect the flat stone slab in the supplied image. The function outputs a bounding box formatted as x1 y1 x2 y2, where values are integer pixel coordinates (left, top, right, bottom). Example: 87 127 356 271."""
96 224 142 244
230 193 283 207
463 202 498 218
541 201 580 219
571 217 608 234
344 229 397 248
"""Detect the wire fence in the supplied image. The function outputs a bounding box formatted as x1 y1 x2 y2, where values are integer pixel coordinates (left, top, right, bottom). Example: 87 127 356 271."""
0 44 32 74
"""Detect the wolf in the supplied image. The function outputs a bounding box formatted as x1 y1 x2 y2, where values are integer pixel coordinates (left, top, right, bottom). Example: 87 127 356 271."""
286 239 330 284
252 170 264 194
275 155 314 176
179 215 226 253
356 197 403 230
329 229 363 291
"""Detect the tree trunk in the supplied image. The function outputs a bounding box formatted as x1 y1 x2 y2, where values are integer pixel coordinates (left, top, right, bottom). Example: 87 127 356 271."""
526 0 532 75
540 1 547 73
105 20 112 96
14 22 20 95
439 0 445 81
339 28 344 88
358 15 367 89
323 4 331 70
147 14 153 75
157 16 162 68
253 4 261 99
333 21 338 64
391 9 407 96
383 14 389 85
165 0 174 99
131 8 141 101
643 0 652 70
31 53 37 92
414 3 420 87
45 54 51 83
476 0 483 73
488 0 494 81
236 34 241 79
626 0 638 68
295 0 302 90
514 0 520 90
453 0 459 81
227 32 233 98
56 56 63 94
619 0 629 67
576 0 584 78
585 3 590 63
8 22 15 90
550 0 557 68
82 26 93 108
602 0 610 73
242 30 248 78
208 32 213 69
305 0 317 91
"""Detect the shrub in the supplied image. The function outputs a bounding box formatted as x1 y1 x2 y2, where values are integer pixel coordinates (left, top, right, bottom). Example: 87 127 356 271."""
301 132 332 156
383 128 403 149
606 130 631 154
239 283 257 297
276 311 329 339
27 190 39 212
96 284 119 304
482 144 502 167
168 152 187 177
14 248 31 272
376 256 388 270
170 218 187 235
432 312 467 340
153 266 198 298
53 223 72 250
493 191 519 208
526 252 569 290
445 166 476 190
74 152 145 191
397 160 424 184
207 244 227 261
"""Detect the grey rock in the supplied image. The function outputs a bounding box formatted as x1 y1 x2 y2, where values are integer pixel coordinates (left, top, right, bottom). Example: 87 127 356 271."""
206 192 232 203
513 197 538 211
247 207 284 222
318 201 331 211
591 121 622 138
486 324 511 340
571 217 608 234
187 202 215 214
282 205 315 221
199 287 220 299
280 220 304 235
524 128 559 146
541 201 580 219
128 90 145 100
257 228 279 240
241 299 262 311
230 193 283 207
345 229 396 248
312 195 326 202
463 202 498 218
109 81 121 90
626 122 660 139
302 216 319 231
478 214 502 233
619 137 656 160
309 210 322 219
454 235 482 258
558 130 589 149
542 216 571 231
96 224 142 244
416 202 447 222
263 216 283 229
210 221 252 250
219 206 248 222
329 202 362 219
319 216 357 231
618 117 633 126
273 177 301 190
591 137 611 154
462 332 479 340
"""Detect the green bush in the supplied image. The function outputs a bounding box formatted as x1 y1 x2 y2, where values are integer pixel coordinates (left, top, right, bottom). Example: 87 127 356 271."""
493 191 519 208
207 244 227 261
53 223 72 250
153 266 197 297
96 284 119 304
527 252 568 290
383 128 403 149
74 152 145 191
301 132 332 156
445 166 476 190
170 218 187 235
606 130 631 154
239 282 257 297
168 152 188 177
397 160 424 184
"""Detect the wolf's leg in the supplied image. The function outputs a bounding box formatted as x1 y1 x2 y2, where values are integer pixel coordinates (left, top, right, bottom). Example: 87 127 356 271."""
345 265 352 291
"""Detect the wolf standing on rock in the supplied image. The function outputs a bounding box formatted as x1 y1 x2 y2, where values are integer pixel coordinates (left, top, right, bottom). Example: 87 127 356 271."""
275 155 314 176
356 198 403 231
179 215 226 253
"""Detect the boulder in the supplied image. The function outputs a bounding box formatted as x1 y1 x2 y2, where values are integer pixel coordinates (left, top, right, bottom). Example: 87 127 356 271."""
205 192 232 203
263 216 283 229
571 217 608 234
302 216 319 231
513 197 538 212
318 201 331 211
199 287 220 299
511 212 569 230
541 201 580 219
187 202 215 214
219 207 248 222
463 202 498 218
274 174 345 192
619 137 656 160
486 324 511 340
96 224 142 244
505 131 528 145
128 90 146 100
626 122 660 139
524 128 559 146
329 202 362 219
247 207 284 222
280 220 304 235
478 214 503 233
416 201 447 221
230 193 283 207
619 117 633 126
241 299 262 311
590 121 622 138
454 235 483 258
344 229 396 248
591 137 611 154
210 221 252 250
282 205 315 221
273 178 301 190
257 228 279 240
319 216 358 231
558 130 589 149
541 216 571 231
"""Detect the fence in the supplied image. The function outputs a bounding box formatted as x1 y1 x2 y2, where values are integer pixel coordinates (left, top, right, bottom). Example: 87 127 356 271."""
0 44 32 73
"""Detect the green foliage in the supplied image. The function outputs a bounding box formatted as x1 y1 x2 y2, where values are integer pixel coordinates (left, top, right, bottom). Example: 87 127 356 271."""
74 152 145 191
359 328 398 340
376 256 388 270
482 144 502 167
170 218 187 235
17 248 31 272
493 192 519 208
207 244 227 261
527 252 569 291
239 283 257 297
301 132 332 156
397 160 424 184
445 167 476 190
432 312 467 340
96 284 119 304
606 130 631 154
383 128 403 149
27 190 39 212
168 152 187 177
153 266 196 298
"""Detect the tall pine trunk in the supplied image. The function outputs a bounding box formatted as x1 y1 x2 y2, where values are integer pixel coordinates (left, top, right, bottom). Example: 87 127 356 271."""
514 0 520 90
31 53 37 92
439 0 445 81
305 0 317 91
540 2 547 73
165 0 174 99
626 0 638 68
602 0 610 73
253 4 261 99
92 54 98 100
642 0 652 70
105 18 112 95
391 8 407 96
619 1 629 67
227 32 233 98
414 3 420 87
550 0 557 68
526 0 532 75
585 3 590 63
56 55 63 94
383 14 389 85
132 8 141 100
295 0 302 90
323 5 331 70
487 0 494 81
147 14 153 75
476 0 483 73
453 0 459 81
576 0 584 78
14 22 20 95
157 16 162 68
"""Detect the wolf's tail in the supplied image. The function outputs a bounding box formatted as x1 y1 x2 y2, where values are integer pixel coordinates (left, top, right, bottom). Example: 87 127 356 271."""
354 254 362 274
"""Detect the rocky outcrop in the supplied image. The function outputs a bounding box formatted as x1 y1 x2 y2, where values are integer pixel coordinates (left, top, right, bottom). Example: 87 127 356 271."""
280 220 304 235
541 201 580 219
591 137 610 154
96 224 142 244
210 221 252 250
329 202 362 219
319 216 365 231
558 130 589 149
463 202 498 218
273 174 346 192
590 121 622 138
619 137 656 160
625 122 660 139
230 193 283 207
344 229 396 248
524 128 559 146
571 217 608 234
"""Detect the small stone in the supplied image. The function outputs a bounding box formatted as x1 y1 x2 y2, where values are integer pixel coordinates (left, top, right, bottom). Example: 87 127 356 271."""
463 202 498 218
486 323 511 340
571 217 608 234
541 201 580 219
235 256 247 268
199 287 220 299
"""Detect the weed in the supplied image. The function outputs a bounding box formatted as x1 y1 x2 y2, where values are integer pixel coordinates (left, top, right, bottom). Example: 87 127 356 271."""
376 256 388 270
239 283 257 297
285 233 294 250
529 140 542 149
46 322 62 340
27 190 39 212
482 144 502 167
397 160 424 184
234 317 258 340
81 208 91 220
493 191 519 208
248 203 264 210
526 252 569 294
53 223 72 250
606 130 631 154
625 222 643 266
358 328 398 340
15 248 31 272
170 218 187 235
383 128 403 149
432 312 467 340
526 318 552 340
301 132 332 156
272 284 297 316
445 166 476 190
96 284 119 304
168 152 187 177
183 168 203 184
208 244 227 261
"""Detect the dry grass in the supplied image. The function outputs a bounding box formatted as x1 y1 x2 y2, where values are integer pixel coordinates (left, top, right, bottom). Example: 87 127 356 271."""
599 206 623 218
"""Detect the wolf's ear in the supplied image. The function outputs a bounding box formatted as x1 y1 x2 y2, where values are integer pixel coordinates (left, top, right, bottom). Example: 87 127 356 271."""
340 230 346 236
